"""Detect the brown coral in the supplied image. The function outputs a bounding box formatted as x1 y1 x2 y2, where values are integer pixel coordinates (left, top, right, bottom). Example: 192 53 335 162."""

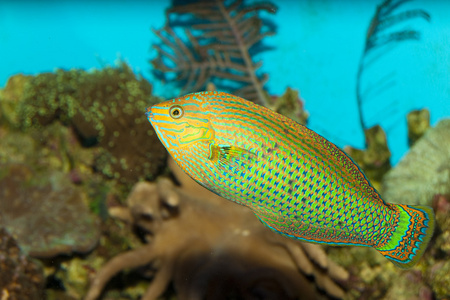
85 158 349 300
407 108 430 146
271 87 309 125
344 125 391 188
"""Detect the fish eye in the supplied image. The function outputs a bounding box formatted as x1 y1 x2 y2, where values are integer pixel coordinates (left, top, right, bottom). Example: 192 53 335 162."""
169 105 184 119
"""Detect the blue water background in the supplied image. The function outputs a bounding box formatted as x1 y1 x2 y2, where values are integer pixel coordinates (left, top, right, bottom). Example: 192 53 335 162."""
1 0 449 164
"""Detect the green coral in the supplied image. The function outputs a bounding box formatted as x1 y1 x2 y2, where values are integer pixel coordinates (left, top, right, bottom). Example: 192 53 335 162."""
0 74 31 126
1 63 167 187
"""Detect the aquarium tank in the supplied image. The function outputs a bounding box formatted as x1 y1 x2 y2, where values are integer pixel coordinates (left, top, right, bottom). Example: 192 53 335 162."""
0 0 449 300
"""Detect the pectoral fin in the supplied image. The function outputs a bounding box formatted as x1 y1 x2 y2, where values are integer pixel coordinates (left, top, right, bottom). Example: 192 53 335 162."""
208 143 256 169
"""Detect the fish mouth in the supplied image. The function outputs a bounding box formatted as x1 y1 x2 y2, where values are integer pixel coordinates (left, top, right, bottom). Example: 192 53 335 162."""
145 106 154 120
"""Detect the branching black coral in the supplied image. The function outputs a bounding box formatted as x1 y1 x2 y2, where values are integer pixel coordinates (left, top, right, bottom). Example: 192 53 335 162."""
151 0 276 106
356 0 430 133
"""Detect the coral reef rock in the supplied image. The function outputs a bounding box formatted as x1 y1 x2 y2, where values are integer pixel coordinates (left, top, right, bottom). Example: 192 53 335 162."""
407 108 430 146
428 259 450 299
0 228 45 300
85 158 349 300
425 194 450 299
0 64 167 186
0 163 100 257
382 119 450 205
271 87 309 125
344 125 391 188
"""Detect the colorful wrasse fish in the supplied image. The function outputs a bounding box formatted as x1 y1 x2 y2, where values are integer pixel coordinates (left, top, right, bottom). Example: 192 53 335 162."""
146 91 434 269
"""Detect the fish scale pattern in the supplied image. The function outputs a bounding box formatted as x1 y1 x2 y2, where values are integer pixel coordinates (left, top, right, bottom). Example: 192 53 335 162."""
147 91 434 269
204 97 393 247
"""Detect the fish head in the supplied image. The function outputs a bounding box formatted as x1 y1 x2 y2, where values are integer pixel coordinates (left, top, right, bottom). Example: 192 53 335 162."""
146 92 217 160
147 91 267 191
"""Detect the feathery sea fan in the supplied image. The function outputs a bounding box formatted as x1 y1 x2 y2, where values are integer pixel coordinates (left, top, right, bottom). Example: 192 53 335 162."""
151 0 276 106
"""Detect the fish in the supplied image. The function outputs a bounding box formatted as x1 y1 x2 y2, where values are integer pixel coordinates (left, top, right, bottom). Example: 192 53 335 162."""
146 91 435 269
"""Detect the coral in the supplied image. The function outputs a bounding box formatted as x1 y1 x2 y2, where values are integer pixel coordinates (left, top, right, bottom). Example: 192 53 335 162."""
424 194 450 300
271 87 309 125
1 64 167 186
344 125 391 188
51 257 108 300
327 239 434 300
151 0 276 106
0 74 31 126
407 108 430 146
85 158 349 300
382 119 450 205
42 211 146 299
0 116 94 179
428 260 450 300
0 66 171 298
432 194 450 257
0 228 45 300
0 163 100 257
383 269 433 300
323 122 450 300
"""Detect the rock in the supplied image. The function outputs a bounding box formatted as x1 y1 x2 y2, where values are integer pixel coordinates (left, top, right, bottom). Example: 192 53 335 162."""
0 227 45 300
0 163 100 258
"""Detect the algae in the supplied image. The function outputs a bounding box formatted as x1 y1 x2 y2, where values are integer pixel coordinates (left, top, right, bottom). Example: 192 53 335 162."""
0 63 167 187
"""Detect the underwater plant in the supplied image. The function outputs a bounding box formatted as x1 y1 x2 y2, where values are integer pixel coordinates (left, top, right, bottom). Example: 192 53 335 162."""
356 0 430 133
151 0 276 106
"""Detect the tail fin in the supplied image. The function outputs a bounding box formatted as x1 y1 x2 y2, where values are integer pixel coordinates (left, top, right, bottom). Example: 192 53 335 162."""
376 204 435 269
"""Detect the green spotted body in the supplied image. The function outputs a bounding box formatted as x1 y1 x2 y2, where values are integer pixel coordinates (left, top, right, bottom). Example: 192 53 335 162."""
147 91 435 268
